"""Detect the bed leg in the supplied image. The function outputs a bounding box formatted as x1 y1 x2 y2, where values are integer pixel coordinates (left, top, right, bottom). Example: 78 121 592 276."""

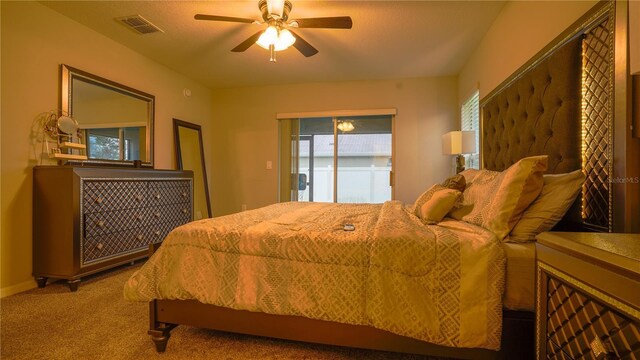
149 300 177 353
148 325 175 353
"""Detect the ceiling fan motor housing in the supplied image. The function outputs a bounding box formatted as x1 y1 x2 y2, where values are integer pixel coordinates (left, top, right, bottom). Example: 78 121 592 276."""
259 0 292 21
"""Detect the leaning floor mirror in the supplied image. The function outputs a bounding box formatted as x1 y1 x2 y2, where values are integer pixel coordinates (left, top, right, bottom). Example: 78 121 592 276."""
173 119 211 219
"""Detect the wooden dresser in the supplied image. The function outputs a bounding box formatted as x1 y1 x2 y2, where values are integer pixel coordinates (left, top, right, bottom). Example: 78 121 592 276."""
535 232 640 359
33 166 193 291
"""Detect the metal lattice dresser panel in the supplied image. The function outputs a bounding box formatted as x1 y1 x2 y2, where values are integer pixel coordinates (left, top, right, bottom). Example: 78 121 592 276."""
581 17 613 231
81 179 192 266
84 203 190 238
83 180 190 213
546 277 640 359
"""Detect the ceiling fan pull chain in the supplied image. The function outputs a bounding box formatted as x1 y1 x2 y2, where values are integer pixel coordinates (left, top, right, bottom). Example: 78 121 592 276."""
269 44 277 62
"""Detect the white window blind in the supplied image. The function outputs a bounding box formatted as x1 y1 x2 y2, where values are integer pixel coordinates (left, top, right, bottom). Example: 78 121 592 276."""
461 90 480 169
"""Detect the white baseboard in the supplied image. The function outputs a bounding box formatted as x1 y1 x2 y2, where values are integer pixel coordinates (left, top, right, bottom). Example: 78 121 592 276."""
1 280 37 298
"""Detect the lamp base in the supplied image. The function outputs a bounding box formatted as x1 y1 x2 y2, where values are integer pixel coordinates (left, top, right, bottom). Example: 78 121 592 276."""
455 154 466 174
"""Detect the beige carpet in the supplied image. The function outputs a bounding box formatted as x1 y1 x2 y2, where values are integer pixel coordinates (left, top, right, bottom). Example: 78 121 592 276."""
1 264 448 360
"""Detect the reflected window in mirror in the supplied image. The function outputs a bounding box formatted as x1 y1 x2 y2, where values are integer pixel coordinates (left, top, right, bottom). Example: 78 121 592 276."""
85 127 143 161
60 64 154 166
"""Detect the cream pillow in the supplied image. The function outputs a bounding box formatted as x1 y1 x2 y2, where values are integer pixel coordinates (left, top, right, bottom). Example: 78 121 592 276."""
459 168 479 184
414 184 461 224
449 156 548 240
506 169 585 243
448 169 500 220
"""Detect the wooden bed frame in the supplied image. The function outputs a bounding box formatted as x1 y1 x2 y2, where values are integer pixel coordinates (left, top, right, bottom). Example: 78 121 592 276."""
148 285 533 360
145 2 614 359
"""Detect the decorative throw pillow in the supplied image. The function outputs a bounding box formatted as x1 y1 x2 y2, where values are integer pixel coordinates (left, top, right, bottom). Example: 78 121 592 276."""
450 155 548 240
413 174 467 215
414 184 461 224
440 174 466 192
506 169 585 243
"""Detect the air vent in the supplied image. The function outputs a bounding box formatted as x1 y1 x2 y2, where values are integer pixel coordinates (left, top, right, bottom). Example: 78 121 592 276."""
116 15 164 34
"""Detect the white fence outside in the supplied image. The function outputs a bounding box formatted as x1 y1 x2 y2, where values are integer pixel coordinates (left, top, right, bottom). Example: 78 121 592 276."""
298 165 391 203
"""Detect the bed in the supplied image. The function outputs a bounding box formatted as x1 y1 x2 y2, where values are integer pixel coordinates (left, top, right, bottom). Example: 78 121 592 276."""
123 2 614 359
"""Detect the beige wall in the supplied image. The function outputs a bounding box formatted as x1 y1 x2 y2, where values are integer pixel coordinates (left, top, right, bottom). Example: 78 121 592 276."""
458 0 598 101
211 77 459 216
0 2 214 296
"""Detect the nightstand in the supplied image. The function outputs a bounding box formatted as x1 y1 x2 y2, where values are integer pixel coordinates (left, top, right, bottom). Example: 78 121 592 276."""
535 232 640 359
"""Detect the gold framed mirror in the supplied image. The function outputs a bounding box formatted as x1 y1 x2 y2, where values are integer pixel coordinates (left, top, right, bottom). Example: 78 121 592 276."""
60 64 154 166
173 119 211 219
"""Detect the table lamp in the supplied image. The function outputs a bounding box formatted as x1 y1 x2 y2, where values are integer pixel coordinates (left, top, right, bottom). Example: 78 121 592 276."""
442 131 476 173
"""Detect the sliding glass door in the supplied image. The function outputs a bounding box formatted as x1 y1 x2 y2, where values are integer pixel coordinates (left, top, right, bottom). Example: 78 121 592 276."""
336 116 392 203
280 114 393 204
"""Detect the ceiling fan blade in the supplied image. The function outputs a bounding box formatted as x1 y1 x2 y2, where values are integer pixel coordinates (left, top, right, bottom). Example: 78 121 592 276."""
290 30 318 57
194 14 256 24
231 31 264 52
291 16 352 29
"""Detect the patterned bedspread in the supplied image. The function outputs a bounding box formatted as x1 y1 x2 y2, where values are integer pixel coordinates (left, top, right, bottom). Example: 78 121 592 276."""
124 201 505 350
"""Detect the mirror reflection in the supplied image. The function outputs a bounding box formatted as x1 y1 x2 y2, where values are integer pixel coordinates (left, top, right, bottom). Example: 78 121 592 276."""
61 64 154 166
174 119 211 219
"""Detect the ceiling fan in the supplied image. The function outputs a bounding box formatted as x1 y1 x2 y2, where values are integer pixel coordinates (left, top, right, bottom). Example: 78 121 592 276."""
195 0 352 62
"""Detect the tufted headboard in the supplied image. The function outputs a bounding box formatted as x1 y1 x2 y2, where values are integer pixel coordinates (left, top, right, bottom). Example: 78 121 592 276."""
481 37 582 174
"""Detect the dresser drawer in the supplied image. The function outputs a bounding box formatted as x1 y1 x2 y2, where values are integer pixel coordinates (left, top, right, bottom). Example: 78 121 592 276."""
83 180 147 213
83 228 150 264
147 218 190 242
536 232 640 360
148 180 191 206
82 204 192 265
84 207 151 237
544 275 640 359
83 203 191 237
153 206 192 231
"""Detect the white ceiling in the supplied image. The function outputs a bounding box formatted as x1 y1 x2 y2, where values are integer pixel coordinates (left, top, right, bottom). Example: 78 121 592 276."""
43 1 505 90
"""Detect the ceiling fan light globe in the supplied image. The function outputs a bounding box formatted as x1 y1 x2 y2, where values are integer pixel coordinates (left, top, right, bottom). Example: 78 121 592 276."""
256 26 278 49
256 26 295 51
276 28 296 50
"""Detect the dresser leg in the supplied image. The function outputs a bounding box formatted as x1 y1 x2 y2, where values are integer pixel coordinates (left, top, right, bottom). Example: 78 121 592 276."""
35 276 48 288
67 279 80 292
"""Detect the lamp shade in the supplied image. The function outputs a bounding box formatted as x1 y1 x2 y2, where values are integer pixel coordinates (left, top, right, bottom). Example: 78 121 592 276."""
442 131 476 155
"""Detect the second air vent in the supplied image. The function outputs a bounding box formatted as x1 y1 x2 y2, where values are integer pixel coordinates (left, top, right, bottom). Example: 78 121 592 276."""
116 15 163 34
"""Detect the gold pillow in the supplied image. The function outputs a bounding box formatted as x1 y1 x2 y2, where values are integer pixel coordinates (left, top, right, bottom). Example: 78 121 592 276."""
414 174 467 216
450 156 548 240
506 169 585 242
414 184 461 224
